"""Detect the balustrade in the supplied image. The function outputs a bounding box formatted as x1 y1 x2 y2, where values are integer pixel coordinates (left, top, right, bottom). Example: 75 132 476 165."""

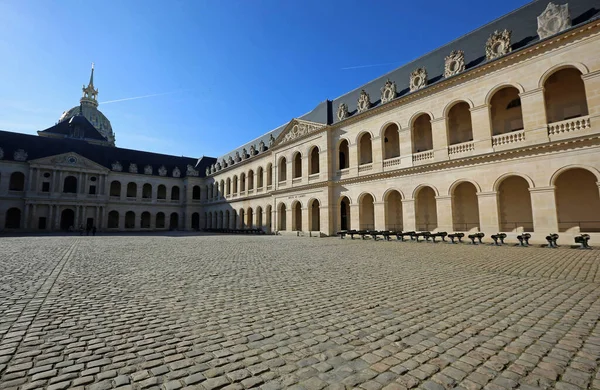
492 129 525 146
448 141 474 155
412 150 434 162
548 115 591 136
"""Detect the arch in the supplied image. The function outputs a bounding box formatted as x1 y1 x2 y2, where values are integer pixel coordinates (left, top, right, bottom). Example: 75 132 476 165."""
141 211 151 228
446 101 473 145
170 213 179 230
278 202 287 230
543 66 589 123
256 206 263 229
63 176 78 193
220 180 225 196
359 193 375 230
358 132 373 165
107 211 119 229
156 212 165 229
125 211 135 229
415 186 438 231
58 208 74 230
537 62 589 88
339 196 351 230
8 172 25 191
226 178 232 195
292 152 302 178
109 180 121 197
554 167 600 232
384 190 403 231
493 172 535 192
233 175 238 193
278 157 287 181
489 86 524 136
219 210 224 229
485 82 525 105
338 139 350 170
142 183 152 199
442 98 475 118
383 188 406 202
192 185 201 200
126 182 137 198
308 198 321 231
192 212 200 230
309 146 320 174
257 166 264 188
247 207 254 228
292 200 302 231
225 210 231 229
207 211 213 229
497 175 533 232
5 208 21 229
157 184 167 199
240 172 246 191
451 182 480 231
408 111 435 128
411 113 433 153
239 208 245 228
550 164 600 186
171 186 180 200
266 205 272 232
266 163 273 186
382 123 400 160
248 170 254 190
412 184 440 199
447 179 482 196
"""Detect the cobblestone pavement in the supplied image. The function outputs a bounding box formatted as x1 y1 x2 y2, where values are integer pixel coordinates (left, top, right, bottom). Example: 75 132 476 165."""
1 235 600 390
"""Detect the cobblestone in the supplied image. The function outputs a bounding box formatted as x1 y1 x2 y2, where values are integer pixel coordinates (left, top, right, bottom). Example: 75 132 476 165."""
0 235 599 389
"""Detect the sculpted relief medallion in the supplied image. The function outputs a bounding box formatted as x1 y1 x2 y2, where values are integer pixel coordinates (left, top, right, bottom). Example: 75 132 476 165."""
14 149 28 161
112 161 123 171
144 165 153 175
444 50 465 78
537 2 571 39
158 165 167 176
409 68 427 92
380 79 396 104
486 29 512 60
173 167 181 178
129 163 138 174
187 164 199 177
337 103 349 121
356 89 371 113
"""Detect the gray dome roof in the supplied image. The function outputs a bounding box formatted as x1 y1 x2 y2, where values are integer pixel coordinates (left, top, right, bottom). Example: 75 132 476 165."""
59 104 114 142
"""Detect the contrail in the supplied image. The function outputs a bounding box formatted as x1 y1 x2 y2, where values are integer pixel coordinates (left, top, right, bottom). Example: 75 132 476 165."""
341 62 401 70
100 90 184 105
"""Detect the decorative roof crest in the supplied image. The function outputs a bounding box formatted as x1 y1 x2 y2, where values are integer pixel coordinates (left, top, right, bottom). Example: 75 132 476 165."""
173 167 181 178
409 68 428 92
380 79 396 104
111 161 122 171
337 103 349 121
14 149 28 161
234 152 241 162
537 2 571 39
187 164 199 177
268 134 276 147
258 140 266 152
128 163 138 173
356 90 371 113
486 29 512 60
241 148 248 160
158 165 167 176
249 145 256 156
144 165 153 175
444 50 465 78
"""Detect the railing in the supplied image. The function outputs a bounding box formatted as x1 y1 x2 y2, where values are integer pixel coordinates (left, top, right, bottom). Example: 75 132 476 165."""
266 185 273 191
548 115 591 136
492 129 525 146
232 193 238 198
412 150 434 162
308 173 320 181
558 220 600 233
383 156 401 168
278 181 287 187
358 163 373 173
141 197 152 202
448 141 474 155
256 188 263 193
292 177 302 184
247 189 254 195
337 168 350 177
126 197 137 201
240 190 246 196
499 222 534 232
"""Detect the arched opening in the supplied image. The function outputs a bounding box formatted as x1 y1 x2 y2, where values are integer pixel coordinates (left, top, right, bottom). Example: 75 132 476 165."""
219 210 224 229
157 185 166 199
247 208 254 229
141 211 151 228
279 158 287 181
57 208 74 230
142 183 152 199
383 124 400 160
412 114 433 153
192 185 201 200
220 180 225 196
232 212 237 229
266 164 273 186
338 140 349 170
358 133 373 165
452 182 480 231
225 210 231 229
309 147 320 174
447 102 473 145
126 182 137 198
156 212 165 229
416 187 438 231
239 209 245 228
266 205 272 232
278 203 287 230
226 178 231 195
292 201 302 231
108 211 119 228
9 172 25 191
555 168 600 232
63 176 78 193
207 212 213 229
125 211 135 229
257 206 263 229
110 181 121 197
192 212 200 230
5 208 21 228
293 153 302 178
171 186 180 201
359 194 375 230
544 68 589 123
257 167 264 188
490 87 524 136
240 173 246 192
170 213 179 230
214 182 219 198
233 176 238 194
340 197 350 231
248 170 254 190
309 199 320 231
385 190 403 231
498 176 533 232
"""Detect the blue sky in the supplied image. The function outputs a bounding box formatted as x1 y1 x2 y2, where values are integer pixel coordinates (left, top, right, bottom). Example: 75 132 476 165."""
0 0 529 158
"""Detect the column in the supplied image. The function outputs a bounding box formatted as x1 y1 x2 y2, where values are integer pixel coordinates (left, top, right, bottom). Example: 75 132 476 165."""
54 205 60 230
399 127 413 166
28 168 34 191
57 172 64 193
320 205 330 236
430 117 449 162
350 204 360 231
371 136 383 172
477 191 500 233
529 186 559 235
435 196 453 232
301 207 309 232
23 204 30 229
374 201 386 230
349 143 359 176
75 206 80 228
32 204 37 230
82 206 87 227
401 199 416 231
470 104 493 154
286 208 293 231
519 88 548 143
582 70 600 120
95 206 100 229
48 205 54 230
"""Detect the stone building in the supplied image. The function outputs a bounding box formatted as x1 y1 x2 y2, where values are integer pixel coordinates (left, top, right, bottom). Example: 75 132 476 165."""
1 0 600 243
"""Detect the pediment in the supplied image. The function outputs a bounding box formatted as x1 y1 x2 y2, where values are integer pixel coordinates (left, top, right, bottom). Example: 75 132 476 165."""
273 119 326 148
29 152 108 172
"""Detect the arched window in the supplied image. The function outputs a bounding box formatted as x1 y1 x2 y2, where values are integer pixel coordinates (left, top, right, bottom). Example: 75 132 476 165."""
359 194 375 230
226 178 231 195
544 67 589 123
220 180 225 197
171 186 180 201
412 114 433 153
63 176 78 193
382 124 400 159
192 185 201 200
257 167 264 188
126 182 137 198
447 102 473 145
490 87 524 136
248 170 254 190
498 176 533 232
156 212 165 228
415 187 438 231
279 157 287 182
107 211 119 228
192 212 200 230
309 147 320 174
125 211 135 229
9 172 25 191
240 173 246 192
142 183 152 199
358 133 373 165
141 212 151 228
278 203 287 230
338 140 349 170
266 164 273 186
157 184 167 200
293 153 302 178
110 181 121 197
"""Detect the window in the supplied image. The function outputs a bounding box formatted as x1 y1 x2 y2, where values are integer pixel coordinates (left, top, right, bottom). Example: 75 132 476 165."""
89 185 96 195
42 182 50 192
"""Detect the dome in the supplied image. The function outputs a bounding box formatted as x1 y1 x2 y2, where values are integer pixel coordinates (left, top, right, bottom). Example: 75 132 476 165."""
59 104 114 142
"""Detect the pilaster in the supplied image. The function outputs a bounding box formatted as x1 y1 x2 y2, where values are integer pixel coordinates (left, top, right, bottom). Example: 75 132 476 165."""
477 191 499 233
301 207 309 232
435 196 453 232
373 201 386 231
529 186 559 234
582 70 600 119
430 117 449 162
519 88 549 143
401 199 416 231
350 204 360 231
470 104 493 154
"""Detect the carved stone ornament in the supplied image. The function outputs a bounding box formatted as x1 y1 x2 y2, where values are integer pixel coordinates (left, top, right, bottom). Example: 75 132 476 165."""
444 50 465 78
13 149 28 161
268 135 276 147
486 29 512 60
234 152 241 162
128 163 138 174
158 165 167 176
0 147 4 160
409 68 428 92
187 164 199 177
144 165 153 175
337 103 349 121
112 161 123 171
380 79 396 104
205 167 210 176
210 164 216 174
221 158 227 168
258 140 266 152
537 2 571 40
173 167 181 178
356 90 371 113
241 148 248 160
216 162 221 171
228 156 234 165
249 145 256 156
281 122 322 144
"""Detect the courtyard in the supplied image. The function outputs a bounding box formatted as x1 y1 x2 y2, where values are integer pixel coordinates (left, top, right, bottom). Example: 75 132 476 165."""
0 235 599 390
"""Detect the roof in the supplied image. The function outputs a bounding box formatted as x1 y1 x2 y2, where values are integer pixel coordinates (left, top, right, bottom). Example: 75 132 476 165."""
0 130 215 178
39 114 107 142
